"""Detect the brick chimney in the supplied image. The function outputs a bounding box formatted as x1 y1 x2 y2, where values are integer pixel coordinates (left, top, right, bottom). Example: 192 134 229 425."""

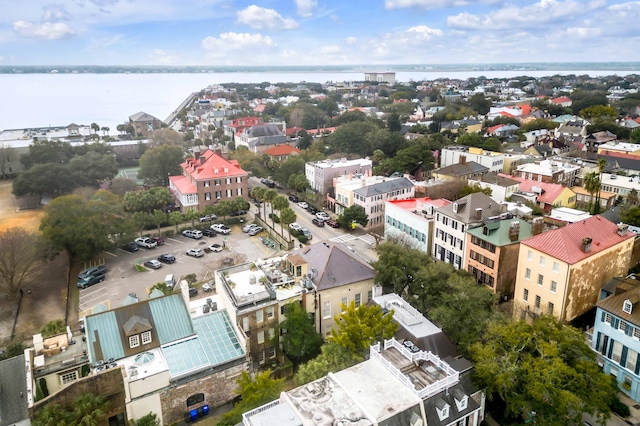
475 208 482 220
581 237 593 253
459 155 467 165
509 221 520 241
532 217 544 235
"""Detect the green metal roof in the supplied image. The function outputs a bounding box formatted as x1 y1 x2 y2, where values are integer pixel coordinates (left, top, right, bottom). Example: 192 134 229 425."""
467 218 533 246
148 294 194 344
85 311 125 364
193 310 245 366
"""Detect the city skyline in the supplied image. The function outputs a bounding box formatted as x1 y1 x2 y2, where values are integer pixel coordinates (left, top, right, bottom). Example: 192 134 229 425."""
1 0 639 66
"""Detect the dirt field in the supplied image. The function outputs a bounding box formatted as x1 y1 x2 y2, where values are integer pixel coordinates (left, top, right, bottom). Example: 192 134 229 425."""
0 180 69 346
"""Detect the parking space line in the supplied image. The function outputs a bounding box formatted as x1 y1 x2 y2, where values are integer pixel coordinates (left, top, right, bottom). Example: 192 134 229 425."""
104 251 117 257
117 248 133 255
167 238 183 244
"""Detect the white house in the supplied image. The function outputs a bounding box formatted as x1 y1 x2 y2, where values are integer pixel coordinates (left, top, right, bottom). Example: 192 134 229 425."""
468 174 521 202
305 158 373 194
440 146 505 173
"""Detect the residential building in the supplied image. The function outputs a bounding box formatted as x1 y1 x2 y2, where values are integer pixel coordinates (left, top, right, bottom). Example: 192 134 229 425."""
384 197 451 254
263 144 301 162
547 207 592 226
571 186 616 212
169 149 248 213
507 175 577 213
513 216 635 322
440 146 506 173
364 71 396 85
432 159 489 182
487 105 531 120
550 96 573 107
235 123 289 153
468 174 520 202
600 173 640 202
129 112 162 137
440 118 482 134
598 142 640 157
352 177 415 229
556 120 588 138
305 158 372 194
592 284 640 402
465 218 533 298
597 152 640 176
223 116 262 140
242 338 484 426
514 159 580 185
0 355 29 426
432 192 502 270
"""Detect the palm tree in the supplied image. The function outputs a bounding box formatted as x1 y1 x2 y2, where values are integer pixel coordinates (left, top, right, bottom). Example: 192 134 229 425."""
583 172 600 214
595 158 607 214
132 211 150 237
251 187 266 219
151 209 166 235
272 195 289 232
264 189 278 227
33 403 70 426
40 319 66 338
280 207 297 242
72 393 110 426
169 211 184 233
213 200 233 224
90 122 100 135
184 209 199 228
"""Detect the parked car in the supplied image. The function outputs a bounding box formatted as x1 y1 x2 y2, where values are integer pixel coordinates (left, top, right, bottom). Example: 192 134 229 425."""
202 282 214 292
158 254 176 264
201 228 217 237
208 243 223 252
230 210 248 217
307 206 319 215
150 236 165 246
189 287 198 297
77 272 106 289
301 228 313 240
135 237 157 249
78 265 107 280
182 229 203 239
122 242 139 252
261 178 276 188
248 226 264 236
312 218 325 227
143 260 163 270
288 194 299 202
199 214 217 222
243 223 259 233
316 212 330 221
289 222 302 232
297 201 309 209
186 248 204 258
211 224 231 234
326 219 339 228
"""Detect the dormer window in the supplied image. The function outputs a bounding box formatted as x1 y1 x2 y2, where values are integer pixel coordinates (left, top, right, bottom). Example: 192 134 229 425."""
624 300 633 314
141 331 152 344
452 388 468 411
435 400 449 421
129 335 140 348
123 315 153 350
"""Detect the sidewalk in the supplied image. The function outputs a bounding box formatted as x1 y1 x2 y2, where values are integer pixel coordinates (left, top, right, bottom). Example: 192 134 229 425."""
619 392 640 425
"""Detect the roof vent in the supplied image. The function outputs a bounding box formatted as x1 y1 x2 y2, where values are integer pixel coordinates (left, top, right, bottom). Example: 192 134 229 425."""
581 237 593 253
452 202 458 213
618 223 629 236
475 208 483 220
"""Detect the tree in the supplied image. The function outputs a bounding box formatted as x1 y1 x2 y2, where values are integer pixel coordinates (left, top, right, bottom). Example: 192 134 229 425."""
69 151 119 186
218 370 284 426
631 128 640 143
137 144 184 186
295 342 363 385
297 129 313 150
520 119 558 133
287 173 309 193
338 205 368 230
279 207 297 242
40 319 66 337
123 187 173 213
281 302 323 362
386 112 402 133
263 189 278 226
471 316 615 425
273 157 305 185
13 163 78 198
0 144 14 178
0 228 47 299
594 158 607 214
622 206 640 226
90 122 100 135
150 209 167 235
20 139 75 170
148 128 182 146
251 187 266 218
169 210 184 232
468 92 491 114
584 171 601 214
72 392 110 426
132 413 161 426
580 105 618 122
33 403 70 426
272 195 289 234
110 177 138 199
460 183 492 197
132 212 150 237
329 301 398 356
212 200 233 223
373 241 434 295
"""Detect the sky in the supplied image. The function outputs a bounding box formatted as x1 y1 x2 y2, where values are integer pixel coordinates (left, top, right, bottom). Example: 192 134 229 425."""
1 0 639 66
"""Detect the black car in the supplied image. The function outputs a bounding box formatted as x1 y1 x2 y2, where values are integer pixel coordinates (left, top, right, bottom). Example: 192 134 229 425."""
189 287 198 297
288 195 299 202
231 210 248 217
261 179 276 188
122 242 139 252
307 206 318 215
201 228 217 237
158 254 176 264
78 264 107 280
312 218 325 227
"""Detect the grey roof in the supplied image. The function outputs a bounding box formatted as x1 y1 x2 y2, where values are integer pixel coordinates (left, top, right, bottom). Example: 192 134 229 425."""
435 192 502 223
435 161 488 177
248 135 288 148
527 144 553 156
245 123 284 137
600 207 622 225
423 382 481 426
0 355 29 426
129 111 160 122
291 241 375 291
353 177 414 198
598 154 640 173
472 173 520 187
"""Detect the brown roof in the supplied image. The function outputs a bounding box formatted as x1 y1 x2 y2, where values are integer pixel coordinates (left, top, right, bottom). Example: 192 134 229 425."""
598 286 640 327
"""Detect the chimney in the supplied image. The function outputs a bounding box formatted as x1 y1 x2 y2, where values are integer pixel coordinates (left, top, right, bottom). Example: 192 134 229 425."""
509 221 520 241
475 208 482 220
459 155 467 165
452 202 458 213
200 156 205 165
581 237 593 253
532 217 544 235
349 173 353 180
194 151 201 160
618 223 629 236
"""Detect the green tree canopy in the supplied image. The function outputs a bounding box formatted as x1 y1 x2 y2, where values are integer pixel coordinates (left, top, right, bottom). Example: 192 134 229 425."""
329 301 398 356
123 187 173 213
68 151 119 186
338 205 368 229
471 316 615 425
33 392 110 426
20 140 74 169
520 118 558 133
287 173 309 193
280 302 323 362
294 342 363 385
273 157 305 185
622 206 640 226
218 370 284 426
460 183 492 197
12 163 78 198
580 105 618 122
137 144 184 186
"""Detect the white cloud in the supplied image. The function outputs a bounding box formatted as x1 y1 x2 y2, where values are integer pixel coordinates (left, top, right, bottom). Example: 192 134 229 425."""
236 5 298 31
406 25 444 40
149 49 180 65
13 21 76 39
320 45 341 54
345 36 357 45
41 5 71 23
385 0 472 10
201 32 276 50
295 0 317 17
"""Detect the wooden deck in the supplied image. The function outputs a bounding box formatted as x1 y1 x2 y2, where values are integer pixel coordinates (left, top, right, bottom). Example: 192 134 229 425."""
380 347 447 390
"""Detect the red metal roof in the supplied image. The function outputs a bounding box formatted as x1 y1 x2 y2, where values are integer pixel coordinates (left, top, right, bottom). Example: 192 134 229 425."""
180 149 248 181
487 124 506 133
506 175 568 205
522 215 635 264
264 144 301 156
169 175 196 195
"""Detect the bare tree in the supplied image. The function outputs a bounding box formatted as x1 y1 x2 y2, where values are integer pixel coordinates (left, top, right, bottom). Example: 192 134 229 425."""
0 228 46 299
0 144 14 178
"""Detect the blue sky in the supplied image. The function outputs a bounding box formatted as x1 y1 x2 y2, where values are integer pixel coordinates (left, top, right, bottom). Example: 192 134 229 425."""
1 0 639 66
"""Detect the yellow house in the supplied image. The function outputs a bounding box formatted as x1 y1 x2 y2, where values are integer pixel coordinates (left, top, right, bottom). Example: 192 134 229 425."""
513 216 635 323
509 176 577 213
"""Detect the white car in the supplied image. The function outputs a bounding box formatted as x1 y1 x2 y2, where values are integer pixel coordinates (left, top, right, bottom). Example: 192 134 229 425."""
211 224 231 235
208 243 223 252
135 237 157 249
186 248 204 258
243 224 259 233
182 229 203 239
297 201 309 209
199 214 217 222
289 222 302 231
316 212 330 221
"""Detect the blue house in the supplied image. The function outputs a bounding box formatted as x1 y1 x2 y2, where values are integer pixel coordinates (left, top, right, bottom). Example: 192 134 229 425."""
592 284 640 401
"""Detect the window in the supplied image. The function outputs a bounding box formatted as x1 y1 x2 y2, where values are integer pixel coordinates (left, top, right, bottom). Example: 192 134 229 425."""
525 268 531 280
539 256 546 267
548 302 554 315
553 262 559 273
635 328 640 340
323 302 331 319
528 250 533 261
619 321 628 333
627 350 638 370
535 295 541 309
242 316 249 332
141 331 152 345
214 179 221 186
226 178 231 184
325 326 332 336
523 288 529 302
268 328 275 340
129 335 140 348
205 192 211 201
204 181 210 187
60 370 78 385
256 310 263 323
257 331 265 344
612 341 623 363
215 190 222 199
367 290 373 302
341 297 348 310
537 274 544 287
550 281 557 293
187 393 205 407
259 351 265 364
267 307 274 319
624 300 633 314
226 189 232 197
605 313 613 325
236 177 242 183
355 293 361 307
268 347 276 358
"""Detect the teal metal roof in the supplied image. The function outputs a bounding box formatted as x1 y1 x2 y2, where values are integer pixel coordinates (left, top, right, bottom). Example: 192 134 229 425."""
193 310 245 366
467 218 533 246
162 337 209 378
148 295 194 344
85 311 124 364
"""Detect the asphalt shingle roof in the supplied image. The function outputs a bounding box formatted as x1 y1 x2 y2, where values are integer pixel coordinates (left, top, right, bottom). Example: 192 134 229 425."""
435 192 502 223
353 177 414 198
0 355 28 426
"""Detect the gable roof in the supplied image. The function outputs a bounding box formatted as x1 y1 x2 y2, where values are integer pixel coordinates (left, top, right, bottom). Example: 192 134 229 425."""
507 175 572 205
467 218 533 246
597 285 640 327
471 173 520 187
522 215 635 264
353 177 414 197
598 153 640 172
435 161 488 177
181 149 248 180
423 381 480 426
264 144 301 156
129 111 160 122
291 241 375 291
435 192 501 223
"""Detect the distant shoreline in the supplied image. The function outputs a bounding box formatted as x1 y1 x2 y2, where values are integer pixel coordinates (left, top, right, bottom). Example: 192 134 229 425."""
2 63 640 74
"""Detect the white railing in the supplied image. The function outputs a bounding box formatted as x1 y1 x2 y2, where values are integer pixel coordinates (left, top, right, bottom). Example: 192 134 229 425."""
242 399 281 425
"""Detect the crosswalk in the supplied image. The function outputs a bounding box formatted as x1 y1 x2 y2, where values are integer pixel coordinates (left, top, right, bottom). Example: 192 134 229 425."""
330 233 377 246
